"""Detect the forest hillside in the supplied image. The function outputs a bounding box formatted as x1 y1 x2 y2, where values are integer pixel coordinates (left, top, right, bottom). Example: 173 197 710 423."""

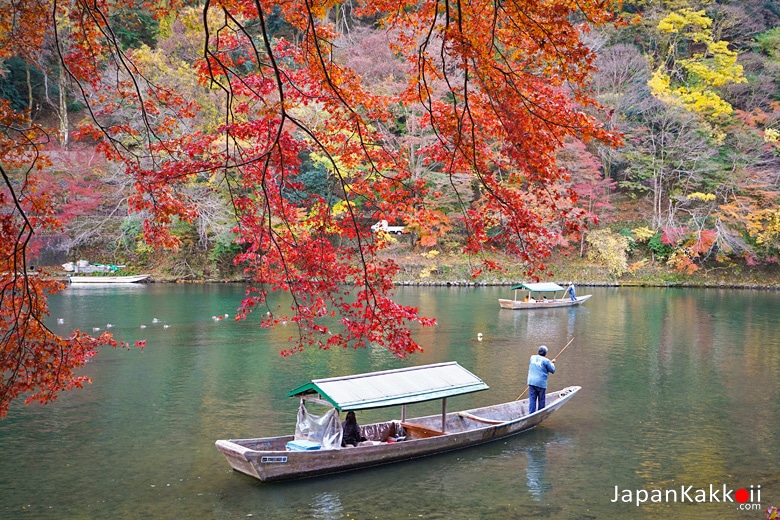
3 0 780 285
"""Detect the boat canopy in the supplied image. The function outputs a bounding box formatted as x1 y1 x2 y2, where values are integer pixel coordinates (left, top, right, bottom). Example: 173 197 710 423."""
510 282 564 292
286 362 489 411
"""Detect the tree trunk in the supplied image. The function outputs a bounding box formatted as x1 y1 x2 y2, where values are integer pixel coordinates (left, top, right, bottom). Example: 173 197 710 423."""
26 63 33 128
58 63 69 148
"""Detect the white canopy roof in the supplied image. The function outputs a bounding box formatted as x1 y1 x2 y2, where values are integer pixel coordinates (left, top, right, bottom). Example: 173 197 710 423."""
286 362 489 411
510 282 564 292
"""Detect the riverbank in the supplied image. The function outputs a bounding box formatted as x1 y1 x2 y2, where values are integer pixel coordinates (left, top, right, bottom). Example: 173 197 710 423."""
51 243 780 289
382 248 780 289
134 249 780 290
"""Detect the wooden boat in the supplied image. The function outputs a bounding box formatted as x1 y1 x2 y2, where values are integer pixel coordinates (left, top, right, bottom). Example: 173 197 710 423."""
498 282 591 310
67 274 151 284
215 362 580 482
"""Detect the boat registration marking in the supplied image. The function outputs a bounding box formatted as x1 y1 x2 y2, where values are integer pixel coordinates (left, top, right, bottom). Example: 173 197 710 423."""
261 456 288 463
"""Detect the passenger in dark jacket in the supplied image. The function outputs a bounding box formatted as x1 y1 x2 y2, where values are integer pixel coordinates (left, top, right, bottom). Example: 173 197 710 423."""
341 411 367 447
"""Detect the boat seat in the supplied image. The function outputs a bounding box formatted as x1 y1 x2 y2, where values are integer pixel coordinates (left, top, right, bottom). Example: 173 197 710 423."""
400 422 444 438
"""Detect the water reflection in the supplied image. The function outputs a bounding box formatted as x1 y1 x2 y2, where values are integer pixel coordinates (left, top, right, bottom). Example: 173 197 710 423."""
309 492 344 520
1 285 779 520
525 445 551 501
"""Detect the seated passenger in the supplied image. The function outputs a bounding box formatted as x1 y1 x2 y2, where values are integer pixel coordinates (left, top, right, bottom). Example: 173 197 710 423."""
341 411 367 447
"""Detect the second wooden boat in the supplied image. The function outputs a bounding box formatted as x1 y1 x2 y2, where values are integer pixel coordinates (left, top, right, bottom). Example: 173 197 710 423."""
498 282 591 309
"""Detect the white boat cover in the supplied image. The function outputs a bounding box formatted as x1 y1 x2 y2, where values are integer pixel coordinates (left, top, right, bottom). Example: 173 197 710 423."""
294 402 342 449
510 282 564 292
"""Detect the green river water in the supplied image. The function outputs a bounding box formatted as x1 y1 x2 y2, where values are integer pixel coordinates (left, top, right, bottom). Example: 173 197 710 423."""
0 284 778 519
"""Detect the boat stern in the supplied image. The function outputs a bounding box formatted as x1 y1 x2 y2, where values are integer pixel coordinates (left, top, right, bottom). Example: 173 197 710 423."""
215 440 266 481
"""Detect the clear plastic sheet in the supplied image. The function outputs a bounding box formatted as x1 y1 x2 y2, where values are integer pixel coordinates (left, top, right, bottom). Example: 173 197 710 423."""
294 400 343 449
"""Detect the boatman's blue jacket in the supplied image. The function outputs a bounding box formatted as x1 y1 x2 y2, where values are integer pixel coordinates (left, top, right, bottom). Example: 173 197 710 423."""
527 355 555 388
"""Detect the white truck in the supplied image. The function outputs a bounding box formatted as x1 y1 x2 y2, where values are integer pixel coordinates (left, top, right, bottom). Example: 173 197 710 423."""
371 220 405 235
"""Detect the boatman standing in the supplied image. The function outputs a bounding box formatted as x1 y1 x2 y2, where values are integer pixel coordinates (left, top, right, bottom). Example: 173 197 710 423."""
566 282 577 301
527 346 556 413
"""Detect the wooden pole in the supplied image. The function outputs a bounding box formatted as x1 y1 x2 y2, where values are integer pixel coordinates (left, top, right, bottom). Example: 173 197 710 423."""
552 336 576 362
515 337 575 401
515 386 530 401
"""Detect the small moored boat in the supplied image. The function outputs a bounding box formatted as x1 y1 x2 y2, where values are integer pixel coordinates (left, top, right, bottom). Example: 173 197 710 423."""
62 261 150 285
498 282 591 310
68 274 151 284
215 362 580 482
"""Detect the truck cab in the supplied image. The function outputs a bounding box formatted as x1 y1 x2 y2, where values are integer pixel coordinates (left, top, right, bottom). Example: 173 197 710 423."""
371 220 405 235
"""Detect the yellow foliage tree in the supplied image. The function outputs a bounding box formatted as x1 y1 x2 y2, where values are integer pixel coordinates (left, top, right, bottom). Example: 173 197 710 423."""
586 229 630 278
766 128 780 156
649 9 746 120
751 208 780 247
631 226 656 243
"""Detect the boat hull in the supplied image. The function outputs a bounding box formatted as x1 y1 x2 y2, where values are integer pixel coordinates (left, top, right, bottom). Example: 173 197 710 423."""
68 274 151 284
498 294 591 310
215 386 580 482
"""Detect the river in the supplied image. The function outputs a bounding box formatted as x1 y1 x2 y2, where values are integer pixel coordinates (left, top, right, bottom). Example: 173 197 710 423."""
1 284 778 519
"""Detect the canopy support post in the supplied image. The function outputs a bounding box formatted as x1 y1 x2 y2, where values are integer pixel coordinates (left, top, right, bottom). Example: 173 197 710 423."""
401 404 406 422
441 398 447 433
